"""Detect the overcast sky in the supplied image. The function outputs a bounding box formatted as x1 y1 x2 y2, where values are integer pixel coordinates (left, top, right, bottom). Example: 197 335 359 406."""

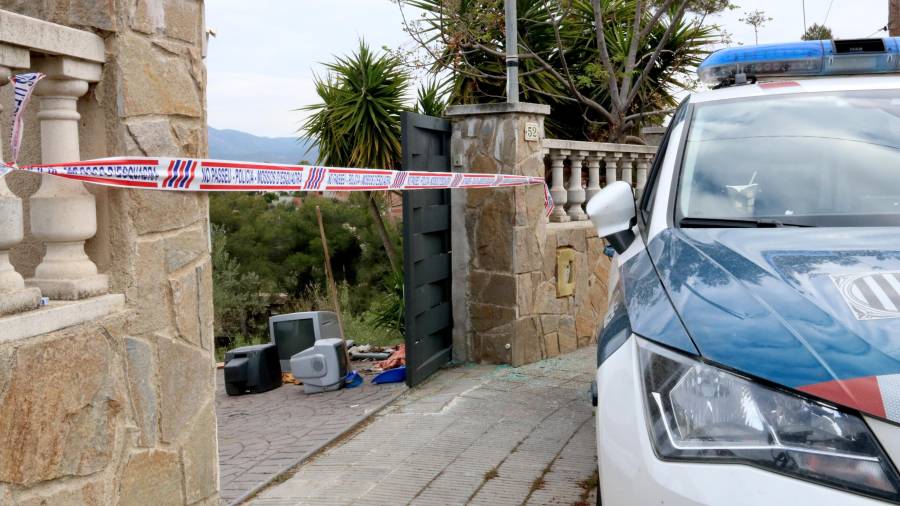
205 0 892 138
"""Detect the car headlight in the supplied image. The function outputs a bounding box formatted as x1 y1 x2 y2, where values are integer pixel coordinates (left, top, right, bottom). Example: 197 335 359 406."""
638 338 900 502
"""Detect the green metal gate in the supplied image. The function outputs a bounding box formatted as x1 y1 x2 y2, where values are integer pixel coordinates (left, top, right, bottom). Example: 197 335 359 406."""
401 111 453 387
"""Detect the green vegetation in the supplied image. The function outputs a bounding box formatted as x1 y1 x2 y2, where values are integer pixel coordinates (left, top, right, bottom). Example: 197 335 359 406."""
211 192 403 358
213 41 434 358
303 41 408 171
802 23 833 41
740 9 773 44
415 78 449 117
400 0 734 141
577 469 600 504
212 224 268 341
211 192 397 306
302 41 412 273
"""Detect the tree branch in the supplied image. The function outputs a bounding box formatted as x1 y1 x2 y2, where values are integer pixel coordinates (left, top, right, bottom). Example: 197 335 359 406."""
517 37 616 123
522 82 580 103
590 0 622 111
623 135 648 145
581 111 606 127
547 1 580 98
626 1 688 106
637 0 679 42
624 108 675 121
620 0 645 104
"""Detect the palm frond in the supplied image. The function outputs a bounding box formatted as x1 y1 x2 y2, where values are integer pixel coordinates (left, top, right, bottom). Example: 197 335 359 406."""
300 40 409 169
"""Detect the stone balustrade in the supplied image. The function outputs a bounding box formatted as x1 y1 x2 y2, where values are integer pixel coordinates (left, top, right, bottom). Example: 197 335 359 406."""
0 10 106 314
0 6 217 505
543 139 658 223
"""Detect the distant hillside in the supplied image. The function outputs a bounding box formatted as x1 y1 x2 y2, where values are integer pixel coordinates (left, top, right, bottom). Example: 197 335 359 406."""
208 127 319 164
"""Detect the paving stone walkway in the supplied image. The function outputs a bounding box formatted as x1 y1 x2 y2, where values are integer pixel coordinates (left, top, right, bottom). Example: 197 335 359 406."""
249 347 598 506
216 367 408 505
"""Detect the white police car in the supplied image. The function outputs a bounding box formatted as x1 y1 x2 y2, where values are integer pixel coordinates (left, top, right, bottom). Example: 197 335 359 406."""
590 38 900 505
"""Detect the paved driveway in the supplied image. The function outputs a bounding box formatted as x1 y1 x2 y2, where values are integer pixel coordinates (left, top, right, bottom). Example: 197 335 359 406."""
216 367 407 504
250 347 598 505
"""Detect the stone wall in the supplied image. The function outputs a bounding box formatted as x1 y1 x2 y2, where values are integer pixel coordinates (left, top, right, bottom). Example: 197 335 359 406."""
0 2 217 505
448 103 611 366
535 222 610 360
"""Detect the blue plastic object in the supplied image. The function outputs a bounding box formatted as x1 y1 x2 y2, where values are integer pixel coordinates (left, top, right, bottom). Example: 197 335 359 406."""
344 370 363 389
698 37 900 84
371 366 406 384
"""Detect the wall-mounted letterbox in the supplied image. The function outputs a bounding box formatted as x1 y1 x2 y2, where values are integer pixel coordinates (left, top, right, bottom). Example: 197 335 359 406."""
556 247 576 297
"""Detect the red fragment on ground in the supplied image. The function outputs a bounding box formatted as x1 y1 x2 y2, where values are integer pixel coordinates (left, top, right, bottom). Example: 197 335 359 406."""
377 344 406 370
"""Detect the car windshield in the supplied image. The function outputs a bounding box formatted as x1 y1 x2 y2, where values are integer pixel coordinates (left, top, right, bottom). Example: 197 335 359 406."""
677 89 900 227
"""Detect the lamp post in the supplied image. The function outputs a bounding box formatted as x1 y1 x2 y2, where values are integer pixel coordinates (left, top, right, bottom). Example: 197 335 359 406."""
505 0 519 103
802 0 807 33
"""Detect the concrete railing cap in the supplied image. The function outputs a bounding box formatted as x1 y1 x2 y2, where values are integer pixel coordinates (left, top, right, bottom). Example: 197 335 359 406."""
543 138 658 154
446 102 552 117
0 9 105 64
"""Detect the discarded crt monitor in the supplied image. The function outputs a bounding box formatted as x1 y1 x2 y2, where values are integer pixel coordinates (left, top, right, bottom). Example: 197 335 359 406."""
223 343 282 396
290 338 349 394
269 311 341 373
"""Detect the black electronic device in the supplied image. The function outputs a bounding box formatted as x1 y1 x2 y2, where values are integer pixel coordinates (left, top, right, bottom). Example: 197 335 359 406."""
223 343 282 395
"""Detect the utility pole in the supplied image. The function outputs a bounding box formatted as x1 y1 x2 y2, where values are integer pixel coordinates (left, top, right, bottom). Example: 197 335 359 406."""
891 0 900 36
505 0 519 103
802 0 807 33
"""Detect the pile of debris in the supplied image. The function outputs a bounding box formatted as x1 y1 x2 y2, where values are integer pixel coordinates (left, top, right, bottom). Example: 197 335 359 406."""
349 344 405 373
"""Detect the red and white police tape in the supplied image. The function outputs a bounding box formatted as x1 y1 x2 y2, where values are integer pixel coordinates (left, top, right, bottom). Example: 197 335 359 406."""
2 73 554 216
8 72 43 165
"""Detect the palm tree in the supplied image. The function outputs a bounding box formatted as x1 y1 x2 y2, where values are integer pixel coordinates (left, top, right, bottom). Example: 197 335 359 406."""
416 78 449 117
301 41 409 272
400 0 721 142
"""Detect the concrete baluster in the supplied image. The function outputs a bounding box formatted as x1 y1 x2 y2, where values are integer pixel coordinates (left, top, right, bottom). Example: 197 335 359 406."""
27 57 107 300
566 151 588 221
548 149 570 223
0 64 41 315
604 153 622 188
584 153 603 204
621 153 635 188
635 153 653 199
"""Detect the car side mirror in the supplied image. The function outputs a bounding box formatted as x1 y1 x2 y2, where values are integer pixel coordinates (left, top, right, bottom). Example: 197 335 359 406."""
586 181 636 255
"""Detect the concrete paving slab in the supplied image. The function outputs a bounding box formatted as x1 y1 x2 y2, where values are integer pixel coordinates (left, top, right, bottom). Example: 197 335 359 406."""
216 366 407 505
249 347 598 505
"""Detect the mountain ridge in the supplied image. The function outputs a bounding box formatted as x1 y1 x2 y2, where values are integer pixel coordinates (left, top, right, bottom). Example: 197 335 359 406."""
208 127 319 165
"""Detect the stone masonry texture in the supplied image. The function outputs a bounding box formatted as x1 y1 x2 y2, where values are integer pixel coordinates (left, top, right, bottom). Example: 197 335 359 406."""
449 104 610 367
252 347 599 506
0 1 216 504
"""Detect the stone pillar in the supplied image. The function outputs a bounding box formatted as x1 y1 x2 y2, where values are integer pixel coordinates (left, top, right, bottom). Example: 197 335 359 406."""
640 126 666 146
566 151 587 221
447 102 551 366
548 148 570 223
604 153 622 187
891 0 900 36
584 153 603 204
0 5 218 506
27 57 107 300
0 62 41 315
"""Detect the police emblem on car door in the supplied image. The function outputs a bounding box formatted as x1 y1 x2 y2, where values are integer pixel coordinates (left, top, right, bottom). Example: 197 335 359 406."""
832 271 900 320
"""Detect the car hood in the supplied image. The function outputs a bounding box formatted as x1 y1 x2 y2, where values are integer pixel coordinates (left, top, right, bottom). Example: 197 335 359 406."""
648 227 900 422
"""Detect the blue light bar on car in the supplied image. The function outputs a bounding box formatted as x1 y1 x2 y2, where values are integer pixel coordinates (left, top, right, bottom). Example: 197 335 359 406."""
698 38 900 84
